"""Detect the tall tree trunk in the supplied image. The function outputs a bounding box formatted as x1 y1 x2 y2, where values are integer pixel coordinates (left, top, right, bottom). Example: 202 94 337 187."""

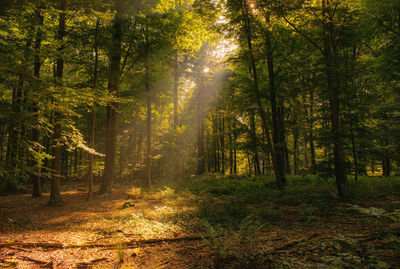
324 24 347 196
136 131 142 169
7 37 31 171
145 54 152 187
250 111 260 175
278 105 290 174
229 121 233 175
32 7 43 197
215 111 220 173
293 127 299 175
100 0 122 193
206 131 211 172
233 122 237 174
173 54 179 130
309 87 316 173
304 138 309 169
0 128 4 164
265 12 287 181
7 80 22 169
220 115 225 175
247 154 252 176
241 0 286 189
172 54 180 180
87 18 99 201
49 0 66 205
197 82 205 175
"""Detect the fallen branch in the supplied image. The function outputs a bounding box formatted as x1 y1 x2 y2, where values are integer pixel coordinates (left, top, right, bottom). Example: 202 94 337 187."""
8 246 30 252
275 233 318 251
265 233 319 255
17 255 48 265
0 242 64 249
0 235 203 249
76 257 107 268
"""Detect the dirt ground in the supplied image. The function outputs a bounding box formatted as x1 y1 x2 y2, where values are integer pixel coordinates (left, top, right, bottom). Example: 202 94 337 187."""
0 181 399 268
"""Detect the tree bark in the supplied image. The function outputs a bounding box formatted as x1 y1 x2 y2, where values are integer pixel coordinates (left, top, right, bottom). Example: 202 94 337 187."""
229 121 233 175
145 54 152 187
172 54 180 180
100 0 122 193
250 111 260 175
49 0 66 205
323 10 347 196
265 12 287 181
240 1 285 188
293 127 299 175
309 87 316 173
220 115 225 174
31 7 43 197
197 80 205 175
87 19 99 201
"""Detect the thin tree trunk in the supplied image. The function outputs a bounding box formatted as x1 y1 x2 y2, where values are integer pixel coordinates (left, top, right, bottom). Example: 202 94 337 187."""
215 112 220 173
173 54 179 130
197 94 205 175
0 128 4 164
220 115 225 174
265 12 287 181
206 131 211 172
304 138 309 169
87 18 99 201
309 87 316 173
233 122 237 175
7 37 31 171
100 0 122 193
247 154 252 176
173 54 180 180
241 0 285 189
279 105 290 174
197 47 206 176
145 54 152 187
229 121 233 175
324 35 347 195
293 128 299 175
250 111 260 175
213 114 217 172
49 0 66 205
32 7 43 197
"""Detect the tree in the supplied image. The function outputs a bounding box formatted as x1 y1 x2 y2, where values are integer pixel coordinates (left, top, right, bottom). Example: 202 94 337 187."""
99 0 123 194
49 0 67 205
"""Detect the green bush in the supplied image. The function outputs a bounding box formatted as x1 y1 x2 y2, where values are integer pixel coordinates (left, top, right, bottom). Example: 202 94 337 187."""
0 171 22 193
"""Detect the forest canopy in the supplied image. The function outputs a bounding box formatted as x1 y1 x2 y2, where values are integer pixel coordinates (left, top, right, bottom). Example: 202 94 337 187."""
0 0 399 200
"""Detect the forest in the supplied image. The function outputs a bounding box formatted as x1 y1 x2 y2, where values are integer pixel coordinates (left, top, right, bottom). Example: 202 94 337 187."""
0 0 399 268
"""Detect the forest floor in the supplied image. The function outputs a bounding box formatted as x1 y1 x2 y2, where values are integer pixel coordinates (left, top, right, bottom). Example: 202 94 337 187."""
0 176 399 268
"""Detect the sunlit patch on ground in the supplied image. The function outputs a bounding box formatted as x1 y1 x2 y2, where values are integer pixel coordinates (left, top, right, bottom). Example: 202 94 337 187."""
1 178 400 268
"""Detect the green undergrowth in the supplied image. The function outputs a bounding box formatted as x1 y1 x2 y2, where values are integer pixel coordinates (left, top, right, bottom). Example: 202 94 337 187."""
343 176 400 200
178 175 400 228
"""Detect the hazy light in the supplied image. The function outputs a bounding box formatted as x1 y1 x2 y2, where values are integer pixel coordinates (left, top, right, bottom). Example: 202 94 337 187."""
203 67 210 73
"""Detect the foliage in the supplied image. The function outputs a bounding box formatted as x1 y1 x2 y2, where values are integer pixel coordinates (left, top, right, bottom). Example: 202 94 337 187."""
200 214 266 268
182 175 400 227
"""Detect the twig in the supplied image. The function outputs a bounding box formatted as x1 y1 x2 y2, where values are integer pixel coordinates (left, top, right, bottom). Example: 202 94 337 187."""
17 255 48 264
8 246 30 252
265 233 319 254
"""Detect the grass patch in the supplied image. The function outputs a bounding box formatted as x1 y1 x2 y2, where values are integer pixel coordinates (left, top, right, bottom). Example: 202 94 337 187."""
343 176 400 200
178 175 400 227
